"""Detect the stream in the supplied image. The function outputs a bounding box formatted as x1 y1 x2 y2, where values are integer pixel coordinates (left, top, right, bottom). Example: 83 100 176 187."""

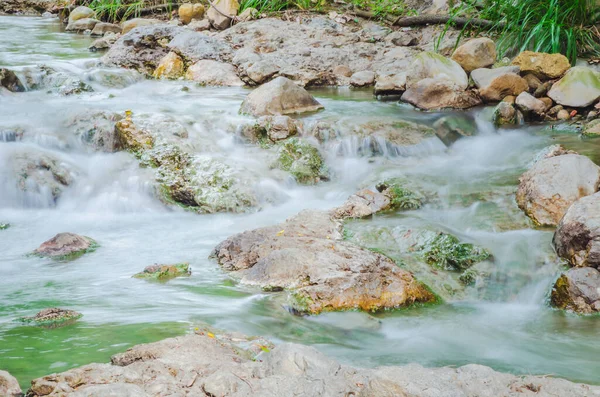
1 15 600 389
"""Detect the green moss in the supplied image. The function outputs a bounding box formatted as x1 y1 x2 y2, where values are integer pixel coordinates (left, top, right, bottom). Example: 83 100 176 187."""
289 290 315 313
421 233 490 271
133 263 191 281
31 238 99 262
0 222 10 230
550 273 571 310
274 138 328 185
19 310 82 327
459 268 479 286
376 179 422 210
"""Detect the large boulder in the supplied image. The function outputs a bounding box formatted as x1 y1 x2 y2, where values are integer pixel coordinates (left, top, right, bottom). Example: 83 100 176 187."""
472 66 528 102
33 232 97 260
153 51 185 79
240 77 324 116
68 6 94 23
548 66 600 108
185 59 244 86
451 38 496 73
0 68 25 92
511 51 570 80
554 191 600 268
516 154 600 226
212 209 435 314
178 3 205 24
65 18 100 32
207 0 239 30
401 78 481 110
406 51 468 89
0 370 21 397
551 267 600 313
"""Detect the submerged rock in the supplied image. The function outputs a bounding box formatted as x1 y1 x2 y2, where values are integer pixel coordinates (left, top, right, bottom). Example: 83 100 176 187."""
551 267 600 313
239 115 301 143
65 110 123 152
548 66 600 108
334 182 422 219
492 101 522 127
26 330 600 396
451 37 496 73
33 233 97 260
433 114 477 146
0 68 25 92
212 209 435 314
512 51 570 80
0 370 21 397
273 138 328 185
421 233 490 271
20 308 82 327
516 154 600 226
20 65 92 95
240 77 324 116
133 263 191 281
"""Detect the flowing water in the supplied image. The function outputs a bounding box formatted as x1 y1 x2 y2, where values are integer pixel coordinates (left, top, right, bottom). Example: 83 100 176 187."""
1 15 600 389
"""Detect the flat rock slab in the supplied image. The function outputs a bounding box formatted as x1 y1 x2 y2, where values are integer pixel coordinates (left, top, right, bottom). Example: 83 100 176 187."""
212 209 434 313
33 232 97 260
20 308 82 327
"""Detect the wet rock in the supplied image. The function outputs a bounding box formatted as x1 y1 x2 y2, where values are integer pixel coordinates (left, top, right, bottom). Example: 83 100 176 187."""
68 6 94 23
90 22 121 36
557 109 571 121
20 65 92 95
0 370 21 397
554 191 600 268
492 101 522 127
434 114 477 146
511 51 570 80
516 154 600 226
212 209 435 314
153 51 185 79
207 0 239 30
114 118 155 154
64 110 123 152
20 308 82 327
273 138 328 184
530 144 576 164
178 3 205 24
0 222 10 230
66 18 100 32
89 32 120 52
133 263 191 281
472 67 528 102
0 68 25 92
551 267 600 313
33 232 97 260
375 180 422 210
185 59 244 86
240 77 324 116
350 70 376 87
333 189 392 219
401 78 482 110
421 233 490 271
239 115 301 143
451 37 496 73
583 119 600 137
548 66 600 108
406 51 468 90
167 30 233 63
121 18 161 34
515 91 549 116
374 73 406 96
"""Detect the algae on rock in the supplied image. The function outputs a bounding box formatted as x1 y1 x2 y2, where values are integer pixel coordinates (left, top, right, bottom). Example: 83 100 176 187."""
273 138 328 185
133 263 191 281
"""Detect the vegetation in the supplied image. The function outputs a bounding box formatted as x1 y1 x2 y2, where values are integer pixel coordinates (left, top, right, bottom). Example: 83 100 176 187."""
421 233 490 271
445 0 600 64
87 0 175 22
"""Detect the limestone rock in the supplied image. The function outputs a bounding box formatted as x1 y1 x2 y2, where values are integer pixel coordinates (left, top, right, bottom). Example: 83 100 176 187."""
516 154 600 226
121 18 161 34
20 308 82 326
551 267 600 313
68 5 94 23
472 67 528 102
238 6 258 22
554 191 600 268
89 32 120 52
273 138 327 184
239 115 301 143
207 0 239 30
153 51 185 79
64 110 123 152
179 3 205 24
374 73 406 96
584 119 600 137
406 51 468 90
65 17 100 32
548 66 600 108
90 22 121 36
114 118 155 153
0 68 25 92
33 233 96 260
511 51 570 80
240 76 324 116
515 91 549 116
133 263 191 281
401 78 481 110
333 189 392 219
0 370 21 397
451 37 496 73
188 18 211 31
212 209 435 313
350 70 376 87
185 59 244 86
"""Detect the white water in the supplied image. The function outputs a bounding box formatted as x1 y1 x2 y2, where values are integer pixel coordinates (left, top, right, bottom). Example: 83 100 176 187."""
1 15 599 387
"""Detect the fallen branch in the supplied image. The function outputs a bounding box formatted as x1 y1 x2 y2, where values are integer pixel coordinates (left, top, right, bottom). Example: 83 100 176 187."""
352 8 497 29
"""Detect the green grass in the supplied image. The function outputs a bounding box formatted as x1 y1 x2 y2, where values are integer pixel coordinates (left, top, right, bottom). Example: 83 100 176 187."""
349 0 415 18
444 0 600 64
87 0 175 23
239 0 290 13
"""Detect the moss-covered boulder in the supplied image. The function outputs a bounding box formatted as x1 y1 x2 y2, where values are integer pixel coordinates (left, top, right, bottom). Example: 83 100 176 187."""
421 233 490 271
33 233 98 261
548 67 600 108
133 263 191 281
0 222 10 230
376 180 422 210
20 308 82 327
406 51 468 90
551 268 600 314
492 101 523 127
272 138 328 185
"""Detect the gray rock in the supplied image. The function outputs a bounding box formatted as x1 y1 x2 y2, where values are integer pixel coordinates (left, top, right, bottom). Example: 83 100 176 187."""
451 37 496 73
167 30 232 63
239 115 301 143
33 232 96 259
551 267 600 313
240 77 324 116
471 66 521 88
517 154 600 226
90 22 121 36
515 91 549 115
548 66 600 108
374 73 406 96
64 110 123 152
65 18 100 32
0 370 21 397
20 65 92 95
406 51 468 90
350 70 376 87
187 18 211 31
89 32 120 52
0 68 25 92
434 114 477 146
401 78 481 110
185 59 244 86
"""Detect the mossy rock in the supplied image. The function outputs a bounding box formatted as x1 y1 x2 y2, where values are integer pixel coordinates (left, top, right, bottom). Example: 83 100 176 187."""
376 179 422 210
0 222 10 230
273 138 328 184
133 263 191 281
20 308 82 328
459 268 479 286
421 233 490 271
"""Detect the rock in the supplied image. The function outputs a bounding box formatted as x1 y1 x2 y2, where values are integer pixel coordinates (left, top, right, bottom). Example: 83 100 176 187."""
133 263 191 281
68 5 94 23
179 3 205 24
434 114 477 146
212 209 435 313
406 51 468 90
554 191 600 268
584 119 600 136
557 109 571 121
531 145 576 164
472 67 528 102
153 51 185 79
188 18 211 31
0 68 25 92
551 267 600 313
20 308 82 327
401 78 482 110
511 51 570 80
334 182 422 219
516 154 600 226
90 22 121 36
451 37 496 73
534 80 552 98
239 115 301 143
515 91 549 116
240 77 324 116
64 110 123 152
493 101 522 127
185 59 244 86
523 73 542 91
65 17 100 32
374 73 406 96
20 65 92 95
89 32 120 52
26 330 600 397
115 118 155 154
121 18 162 34
0 370 21 397
548 66 600 108
238 6 258 22
207 0 239 30
33 232 97 260
0 222 10 230
350 70 376 87
273 138 327 184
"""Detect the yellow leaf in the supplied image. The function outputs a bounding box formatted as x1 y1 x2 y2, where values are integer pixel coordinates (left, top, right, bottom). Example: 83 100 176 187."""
260 345 270 353
207 332 215 339
276 230 285 236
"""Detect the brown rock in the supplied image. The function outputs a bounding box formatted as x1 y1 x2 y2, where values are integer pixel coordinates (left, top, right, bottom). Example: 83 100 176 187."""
512 51 570 80
502 95 516 105
523 73 542 91
479 73 528 102
333 65 352 78
153 51 185 79
33 233 95 259
451 37 496 73
114 118 154 152
121 18 161 35
401 78 482 110
0 370 21 397
179 3 205 24
90 22 121 36
207 0 239 30
0 68 25 92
